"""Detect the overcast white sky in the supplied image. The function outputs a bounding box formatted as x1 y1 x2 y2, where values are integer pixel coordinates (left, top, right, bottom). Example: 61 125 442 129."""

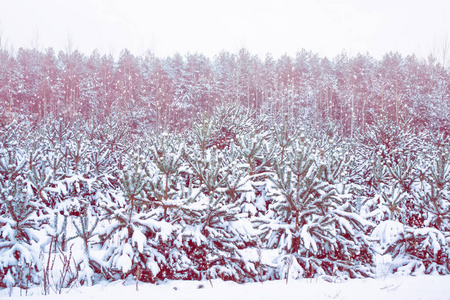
0 0 449 60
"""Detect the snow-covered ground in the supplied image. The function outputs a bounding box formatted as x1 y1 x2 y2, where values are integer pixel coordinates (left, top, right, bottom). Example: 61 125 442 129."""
2 275 450 300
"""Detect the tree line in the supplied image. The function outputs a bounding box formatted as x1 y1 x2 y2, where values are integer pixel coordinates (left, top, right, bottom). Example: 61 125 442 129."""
0 47 449 134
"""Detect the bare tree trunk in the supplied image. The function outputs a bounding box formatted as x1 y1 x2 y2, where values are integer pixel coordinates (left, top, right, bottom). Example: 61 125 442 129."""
351 86 355 139
395 82 399 124
8 78 12 118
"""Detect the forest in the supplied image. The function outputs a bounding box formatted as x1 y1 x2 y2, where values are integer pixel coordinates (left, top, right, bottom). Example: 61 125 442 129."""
0 47 449 134
0 47 450 293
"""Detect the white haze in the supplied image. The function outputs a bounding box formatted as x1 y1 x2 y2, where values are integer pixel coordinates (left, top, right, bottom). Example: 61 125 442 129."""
0 0 449 61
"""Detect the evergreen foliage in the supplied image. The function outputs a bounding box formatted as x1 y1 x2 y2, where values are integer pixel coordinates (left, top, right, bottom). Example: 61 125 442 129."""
0 141 43 288
1 102 450 292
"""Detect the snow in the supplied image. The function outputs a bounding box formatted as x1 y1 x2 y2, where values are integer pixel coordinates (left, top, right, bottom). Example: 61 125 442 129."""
116 252 132 274
414 227 446 255
375 254 393 277
2 275 450 300
3 270 15 288
131 229 146 253
371 220 405 246
301 224 318 252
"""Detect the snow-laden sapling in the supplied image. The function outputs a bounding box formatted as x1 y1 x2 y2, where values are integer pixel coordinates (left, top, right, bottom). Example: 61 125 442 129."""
70 205 100 285
413 147 450 231
257 138 374 279
386 155 417 194
234 129 273 176
147 133 184 221
0 175 44 289
371 220 449 275
99 150 175 282
180 146 259 282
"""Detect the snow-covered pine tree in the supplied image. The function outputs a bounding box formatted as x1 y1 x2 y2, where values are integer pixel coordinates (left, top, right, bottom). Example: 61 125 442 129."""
88 112 130 160
256 134 373 279
269 114 299 162
209 103 264 145
413 143 450 231
180 144 259 282
368 128 450 276
234 129 273 176
370 219 449 275
146 133 184 221
66 131 90 175
142 132 199 281
191 102 264 153
99 147 175 282
70 205 100 286
0 141 44 289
